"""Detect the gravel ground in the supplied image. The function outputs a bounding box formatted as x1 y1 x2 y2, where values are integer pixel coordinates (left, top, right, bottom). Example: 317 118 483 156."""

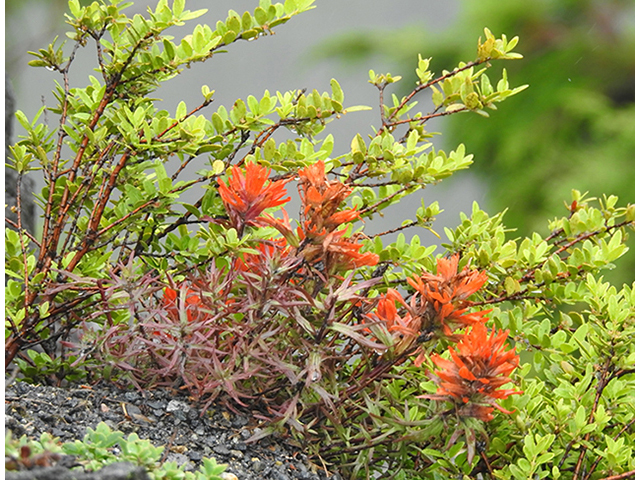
4 380 342 480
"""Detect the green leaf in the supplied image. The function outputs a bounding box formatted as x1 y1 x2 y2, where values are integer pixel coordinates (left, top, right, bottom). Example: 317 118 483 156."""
210 159 225 175
68 0 81 18
242 11 253 30
200 457 228 477
284 0 297 14
222 30 237 45
330 78 344 104
504 276 519 295
163 39 175 60
254 6 268 25
175 101 187 119
173 0 185 17
226 14 241 35
263 138 276 161
343 105 372 113
201 84 214 102
247 94 260 115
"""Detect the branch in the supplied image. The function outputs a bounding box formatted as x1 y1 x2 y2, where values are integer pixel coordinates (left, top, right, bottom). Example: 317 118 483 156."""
380 106 466 133
376 84 386 127
599 471 635 480
359 184 416 217
15 174 31 311
41 29 157 275
4 218 41 247
373 221 420 238
572 357 611 480
584 418 635 479
64 150 131 273
40 39 84 268
58 140 118 256
472 219 634 307
380 59 485 131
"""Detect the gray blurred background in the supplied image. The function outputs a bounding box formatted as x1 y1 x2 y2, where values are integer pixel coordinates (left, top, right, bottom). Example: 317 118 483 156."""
6 0 634 284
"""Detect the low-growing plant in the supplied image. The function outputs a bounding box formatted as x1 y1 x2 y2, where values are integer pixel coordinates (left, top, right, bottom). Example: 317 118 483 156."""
5 0 634 478
5 424 228 480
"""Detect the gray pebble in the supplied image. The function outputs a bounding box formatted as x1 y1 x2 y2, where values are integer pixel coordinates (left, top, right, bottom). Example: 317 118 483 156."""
213 445 230 455
166 400 189 413
251 458 265 472
125 391 140 402
229 449 243 459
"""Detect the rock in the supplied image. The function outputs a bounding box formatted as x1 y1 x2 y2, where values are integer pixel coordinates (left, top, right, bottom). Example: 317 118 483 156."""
5 462 149 480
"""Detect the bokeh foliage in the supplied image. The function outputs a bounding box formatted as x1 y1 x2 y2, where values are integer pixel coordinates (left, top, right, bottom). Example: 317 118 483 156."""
312 0 635 286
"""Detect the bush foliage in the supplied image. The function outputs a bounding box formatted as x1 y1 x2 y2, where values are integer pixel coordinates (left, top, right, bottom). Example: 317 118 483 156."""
5 1 634 478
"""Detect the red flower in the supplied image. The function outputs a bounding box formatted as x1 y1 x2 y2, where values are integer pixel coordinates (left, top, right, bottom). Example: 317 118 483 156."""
298 228 379 272
298 160 359 238
260 161 378 273
295 161 378 273
368 289 420 337
422 323 522 421
163 286 204 323
217 162 291 232
407 254 490 337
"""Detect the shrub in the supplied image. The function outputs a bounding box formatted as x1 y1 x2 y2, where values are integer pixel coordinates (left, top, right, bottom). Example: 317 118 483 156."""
5 1 634 478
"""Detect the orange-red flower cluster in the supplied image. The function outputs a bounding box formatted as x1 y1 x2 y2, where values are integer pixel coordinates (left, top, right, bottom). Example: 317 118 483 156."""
254 160 378 273
422 323 522 421
216 160 377 274
297 160 359 239
408 254 491 337
163 286 204 323
366 288 421 353
294 160 378 272
217 162 291 232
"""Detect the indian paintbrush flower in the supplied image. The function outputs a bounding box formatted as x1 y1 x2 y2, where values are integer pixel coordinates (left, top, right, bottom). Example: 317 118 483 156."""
260 160 379 273
365 288 421 353
162 285 204 323
217 162 291 233
421 323 522 421
408 254 491 338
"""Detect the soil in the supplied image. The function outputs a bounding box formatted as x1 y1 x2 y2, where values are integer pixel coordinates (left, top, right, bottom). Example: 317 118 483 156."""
4 379 343 480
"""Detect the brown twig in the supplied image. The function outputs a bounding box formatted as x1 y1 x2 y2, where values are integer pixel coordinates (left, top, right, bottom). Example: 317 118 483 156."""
4 218 40 247
479 450 495 479
64 150 132 273
58 140 118 256
521 220 633 283
599 471 635 480
359 184 416 217
15 174 32 314
382 106 466 132
40 40 82 267
376 84 386 128
470 219 634 308
373 220 420 238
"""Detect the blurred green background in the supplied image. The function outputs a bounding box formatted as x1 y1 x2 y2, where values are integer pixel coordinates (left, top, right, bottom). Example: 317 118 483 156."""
312 0 635 285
